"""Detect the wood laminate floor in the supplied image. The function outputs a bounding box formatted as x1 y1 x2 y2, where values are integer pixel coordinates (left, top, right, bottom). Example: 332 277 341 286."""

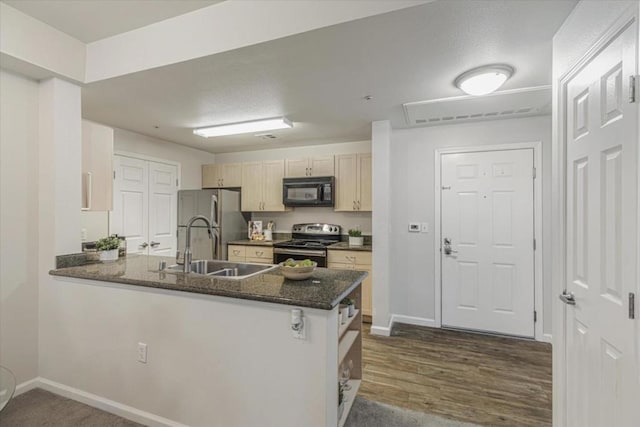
359 323 552 427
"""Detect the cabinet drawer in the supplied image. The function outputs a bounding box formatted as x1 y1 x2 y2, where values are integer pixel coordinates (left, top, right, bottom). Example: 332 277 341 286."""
327 262 355 270
228 245 246 259
228 255 245 262
246 257 272 265
246 247 273 261
327 250 371 266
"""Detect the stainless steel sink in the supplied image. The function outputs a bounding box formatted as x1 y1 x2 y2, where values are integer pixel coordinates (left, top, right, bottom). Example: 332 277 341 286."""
165 259 277 279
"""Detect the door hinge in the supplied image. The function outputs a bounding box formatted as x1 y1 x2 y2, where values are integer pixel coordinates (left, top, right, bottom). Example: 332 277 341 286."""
113 170 116 179
532 167 536 179
534 311 537 322
176 178 179 187
629 75 637 103
630 293 636 319
442 186 451 190
533 239 536 250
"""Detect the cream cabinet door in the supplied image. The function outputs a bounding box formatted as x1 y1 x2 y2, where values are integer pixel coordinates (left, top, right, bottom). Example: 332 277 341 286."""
241 162 263 211
310 156 334 176
221 163 242 187
202 164 220 188
285 158 310 177
262 160 286 211
334 154 358 211
357 153 372 211
81 120 114 211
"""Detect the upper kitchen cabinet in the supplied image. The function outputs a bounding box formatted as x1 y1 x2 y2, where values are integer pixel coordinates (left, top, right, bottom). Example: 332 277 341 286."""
81 120 114 211
202 163 242 188
334 153 372 211
241 160 290 212
285 156 334 177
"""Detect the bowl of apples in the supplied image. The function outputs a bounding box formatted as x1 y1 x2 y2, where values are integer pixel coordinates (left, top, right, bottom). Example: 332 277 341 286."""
279 258 317 280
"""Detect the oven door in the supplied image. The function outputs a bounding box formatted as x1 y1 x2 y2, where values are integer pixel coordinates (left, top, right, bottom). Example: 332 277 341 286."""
273 248 327 267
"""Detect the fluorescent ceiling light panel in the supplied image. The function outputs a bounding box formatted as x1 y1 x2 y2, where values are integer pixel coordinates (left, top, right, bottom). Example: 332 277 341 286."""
194 117 293 137
454 64 514 96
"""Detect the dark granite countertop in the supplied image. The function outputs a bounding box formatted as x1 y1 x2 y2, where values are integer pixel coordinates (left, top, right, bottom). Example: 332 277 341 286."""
227 239 288 247
49 255 366 310
327 242 372 252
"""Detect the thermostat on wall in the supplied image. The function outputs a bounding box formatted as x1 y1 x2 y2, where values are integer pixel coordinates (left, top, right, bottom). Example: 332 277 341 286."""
408 223 420 232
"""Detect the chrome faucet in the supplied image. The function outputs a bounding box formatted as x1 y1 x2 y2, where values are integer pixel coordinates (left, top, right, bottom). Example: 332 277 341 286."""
182 215 217 273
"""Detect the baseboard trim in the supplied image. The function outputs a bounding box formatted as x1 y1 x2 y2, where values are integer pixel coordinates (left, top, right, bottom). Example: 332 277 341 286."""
15 377 40 396
369 325 391 336
35 378 188 427
391 315 437 328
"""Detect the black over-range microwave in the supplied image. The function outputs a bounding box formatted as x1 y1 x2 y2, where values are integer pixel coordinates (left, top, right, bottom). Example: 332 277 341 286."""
282 176 335 207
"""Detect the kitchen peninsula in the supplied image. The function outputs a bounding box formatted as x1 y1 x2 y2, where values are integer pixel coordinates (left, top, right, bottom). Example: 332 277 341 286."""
49 255 365 427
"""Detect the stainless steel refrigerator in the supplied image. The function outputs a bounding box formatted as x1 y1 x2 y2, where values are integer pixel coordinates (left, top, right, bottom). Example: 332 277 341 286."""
177 189 249 261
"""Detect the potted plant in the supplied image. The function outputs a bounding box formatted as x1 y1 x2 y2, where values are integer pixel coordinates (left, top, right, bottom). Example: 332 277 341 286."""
341 297 356 317
348 229 364 246
96 235 121 262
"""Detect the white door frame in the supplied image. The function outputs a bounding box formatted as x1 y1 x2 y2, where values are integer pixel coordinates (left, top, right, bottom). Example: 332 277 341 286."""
434 141 545 341
551 7 639 426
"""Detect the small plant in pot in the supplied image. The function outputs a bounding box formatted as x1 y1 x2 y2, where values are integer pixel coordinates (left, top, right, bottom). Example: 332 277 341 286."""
96 235 120 262
348 229 364 246
341 297 356 317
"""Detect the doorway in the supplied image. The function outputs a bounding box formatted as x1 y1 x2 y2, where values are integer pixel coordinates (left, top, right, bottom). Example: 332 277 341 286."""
435 144 542 339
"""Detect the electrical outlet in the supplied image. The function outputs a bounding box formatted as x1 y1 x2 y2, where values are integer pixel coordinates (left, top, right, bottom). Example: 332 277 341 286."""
291 309 306 340
408 223 420 232
421 223 429 233
137 342 148 363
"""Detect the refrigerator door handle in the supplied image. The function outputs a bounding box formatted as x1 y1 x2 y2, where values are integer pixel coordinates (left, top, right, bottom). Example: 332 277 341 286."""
211 194 219 227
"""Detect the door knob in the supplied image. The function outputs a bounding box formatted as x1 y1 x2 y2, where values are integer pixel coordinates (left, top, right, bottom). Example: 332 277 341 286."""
443 237 458 255
139 242 149 249
559 290 576 305
150 241 160 247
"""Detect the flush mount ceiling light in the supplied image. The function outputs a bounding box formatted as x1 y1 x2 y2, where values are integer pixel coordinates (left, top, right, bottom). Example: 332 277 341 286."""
454 64 514 96
193 117 293 138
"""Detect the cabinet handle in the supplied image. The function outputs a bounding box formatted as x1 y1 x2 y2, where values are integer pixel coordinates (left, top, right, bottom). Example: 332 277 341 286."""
233 250 240 255
221 178 224 186
353 200 356 210
357 200 361 210
256 251 264 256
81 172 92 211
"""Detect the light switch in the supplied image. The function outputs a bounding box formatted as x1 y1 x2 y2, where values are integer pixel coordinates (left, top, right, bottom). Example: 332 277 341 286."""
421 223 429 233
409 223 420 232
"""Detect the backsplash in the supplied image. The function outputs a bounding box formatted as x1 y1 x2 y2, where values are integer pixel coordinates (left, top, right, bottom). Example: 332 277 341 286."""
251 207 372 235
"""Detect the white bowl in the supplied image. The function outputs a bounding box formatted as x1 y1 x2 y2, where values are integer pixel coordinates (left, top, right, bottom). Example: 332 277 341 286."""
279 261 317 280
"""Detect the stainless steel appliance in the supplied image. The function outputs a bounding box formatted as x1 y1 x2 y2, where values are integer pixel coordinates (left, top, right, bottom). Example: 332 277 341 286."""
177 189 249 261
282 176 335 207
273 223 341 267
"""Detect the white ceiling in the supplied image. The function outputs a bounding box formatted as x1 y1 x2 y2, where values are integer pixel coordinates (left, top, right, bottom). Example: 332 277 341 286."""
3 0 221 42
10 0 578 154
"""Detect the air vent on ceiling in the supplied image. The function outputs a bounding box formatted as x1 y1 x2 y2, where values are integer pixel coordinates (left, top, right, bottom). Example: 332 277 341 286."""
403 86 551 127
255 133 277 140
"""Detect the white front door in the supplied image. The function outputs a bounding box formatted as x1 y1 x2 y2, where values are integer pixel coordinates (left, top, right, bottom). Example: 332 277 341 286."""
441 149 535 337
111 155 178 256
111 155 149 254
148 161 178 256
564 19 639 427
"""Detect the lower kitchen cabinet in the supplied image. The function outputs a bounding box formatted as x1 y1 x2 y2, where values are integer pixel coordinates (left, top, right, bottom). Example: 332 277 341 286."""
227 245 273 264
328 250 372 317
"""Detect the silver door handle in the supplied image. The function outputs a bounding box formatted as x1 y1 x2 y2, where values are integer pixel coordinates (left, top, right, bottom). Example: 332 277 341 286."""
139 242 149 249
559 291 576 305
443 237 458 255
150 241 160 247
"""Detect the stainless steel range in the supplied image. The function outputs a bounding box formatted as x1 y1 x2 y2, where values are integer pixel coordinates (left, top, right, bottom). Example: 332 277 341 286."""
273 223 341 267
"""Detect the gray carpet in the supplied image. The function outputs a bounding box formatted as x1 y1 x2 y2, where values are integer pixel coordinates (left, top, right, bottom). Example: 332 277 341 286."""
0 388 143 427
1 389 478 426
344 397 478 427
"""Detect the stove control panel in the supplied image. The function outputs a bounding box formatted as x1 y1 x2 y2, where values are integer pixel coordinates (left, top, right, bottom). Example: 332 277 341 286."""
292 223 341 235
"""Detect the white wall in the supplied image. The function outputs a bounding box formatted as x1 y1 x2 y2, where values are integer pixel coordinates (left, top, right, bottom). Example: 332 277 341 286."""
386 116 553 336
0 69 40 385
216 140 372 234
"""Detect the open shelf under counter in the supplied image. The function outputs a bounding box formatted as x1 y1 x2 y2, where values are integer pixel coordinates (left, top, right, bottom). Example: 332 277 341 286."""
339 309 360 340
338 330 360 364
338 379 362 427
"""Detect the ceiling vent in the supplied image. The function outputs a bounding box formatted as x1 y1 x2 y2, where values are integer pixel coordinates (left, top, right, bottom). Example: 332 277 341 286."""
255 133 277 140
403 86 551 127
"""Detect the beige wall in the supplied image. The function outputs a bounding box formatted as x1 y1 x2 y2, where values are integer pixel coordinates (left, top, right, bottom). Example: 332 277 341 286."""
0 69 40 384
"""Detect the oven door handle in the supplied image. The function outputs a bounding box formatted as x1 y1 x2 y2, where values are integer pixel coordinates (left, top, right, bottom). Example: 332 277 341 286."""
273 248 326 257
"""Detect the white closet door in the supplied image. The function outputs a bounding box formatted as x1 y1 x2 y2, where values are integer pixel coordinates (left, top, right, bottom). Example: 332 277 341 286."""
111 156 149 254
441 149 535 337
148 161 178 256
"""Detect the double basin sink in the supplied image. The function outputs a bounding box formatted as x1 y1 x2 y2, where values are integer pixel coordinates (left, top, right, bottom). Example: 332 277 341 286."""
165 259 277 280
